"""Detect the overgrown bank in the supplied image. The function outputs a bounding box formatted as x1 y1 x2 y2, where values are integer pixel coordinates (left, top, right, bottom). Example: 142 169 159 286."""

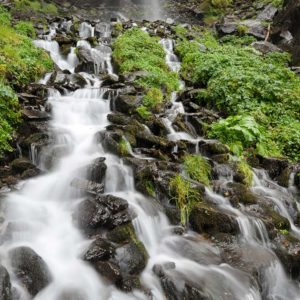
0 5 53 156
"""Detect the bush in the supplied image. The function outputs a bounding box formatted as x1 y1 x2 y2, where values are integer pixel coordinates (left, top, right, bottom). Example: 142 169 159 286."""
176 34 300 161
183 154 211 186
14 21 36 38
0 6 11 26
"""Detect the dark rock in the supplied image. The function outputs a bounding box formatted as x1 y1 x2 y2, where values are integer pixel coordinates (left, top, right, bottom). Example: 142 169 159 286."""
257 4 278 21
109 209 133 229
276 167 292 188
11 158 36 173
251 41 282 54
189 203 239 235
257 156 289 179
117 275 141 292
9 246 52 297
94 261 121 283
116 241 148 275
49 72 88 90
96 194 128 213
76 198 111 230
84 238 115 262
21 168 42 180
199 141 230 157
107 113 131 125
22 108 50 121
101 74 119 86
84 157 107 184
106 223 136 243
114 94 141 114
71 178 104 194
0 265 12 300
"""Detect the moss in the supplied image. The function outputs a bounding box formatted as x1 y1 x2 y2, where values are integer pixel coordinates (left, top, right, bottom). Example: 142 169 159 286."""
142 88 163 111
169 174 201 226
136 106 152 120
237 24 249 36
144 180 156 197
236 160 253 187
183 154 211 186
107 223 136 243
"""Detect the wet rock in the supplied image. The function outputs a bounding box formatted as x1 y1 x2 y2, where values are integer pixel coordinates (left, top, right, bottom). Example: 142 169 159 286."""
108 209 133 229
22 108 50 121
116 241 148 275
114 94 141 114
257 156 289 179
49 72 88 91
71 178 104 195
251 41 282 54
276 167 292 188
9 246 52 297
21 168 42 180
84 157 107 184
107 113 131 125
84 237 115 262
106 223 136 243
198 141 230 157
0 265 12 300
135 132 175 152
257 4 278 21
96 131 122 156
94 261 121 283
189 203 239 235
96 194 128 213
101 74 119 86
10 158 36 174
76 198 111 230
75 48 96 74
117 275 141 292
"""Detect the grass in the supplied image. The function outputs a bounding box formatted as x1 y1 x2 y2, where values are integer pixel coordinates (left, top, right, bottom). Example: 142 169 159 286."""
236 159 253 187
183 154 211 186
169 174 201 226
12 0 58 15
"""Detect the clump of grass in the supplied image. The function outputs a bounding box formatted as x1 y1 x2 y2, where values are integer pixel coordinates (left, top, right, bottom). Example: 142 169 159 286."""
14 21 36 38
119 137 131 156
237 159 253 187
183 154 211 186
169 174 200 225
136 106 152 120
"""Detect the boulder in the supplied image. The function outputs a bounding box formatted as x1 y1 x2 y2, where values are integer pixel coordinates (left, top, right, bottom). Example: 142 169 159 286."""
114 95 141 114
95 194 128 213
49 72 88 91
257 156 289 179
10 158 36 173
71 178 104 195
0 265 12 300
257 4 278 21
251 41 282 54
84 157 107 184
9 246 52 297
22 108 50 121
116 241 148 275
189 203 239 235
93 261 121 283
198 141 230 157
84 237 115 262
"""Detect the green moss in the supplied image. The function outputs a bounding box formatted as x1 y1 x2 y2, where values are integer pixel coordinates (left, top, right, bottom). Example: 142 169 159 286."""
169 174 201 226
237 24 249 36
12 0 58 15
144 180 155 197
142 88 163 111
183 154 211 186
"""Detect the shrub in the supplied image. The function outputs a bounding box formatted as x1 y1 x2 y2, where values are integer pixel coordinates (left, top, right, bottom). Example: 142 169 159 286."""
15 21 36 38
236 160 253 187
183 154 211 186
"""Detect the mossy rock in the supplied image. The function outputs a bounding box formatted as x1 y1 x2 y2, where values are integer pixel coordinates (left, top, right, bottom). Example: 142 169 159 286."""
189 202 239 235
106 223 136 244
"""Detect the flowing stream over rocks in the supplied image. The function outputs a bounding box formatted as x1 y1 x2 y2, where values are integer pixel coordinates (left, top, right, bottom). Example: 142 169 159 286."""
1 17 300 300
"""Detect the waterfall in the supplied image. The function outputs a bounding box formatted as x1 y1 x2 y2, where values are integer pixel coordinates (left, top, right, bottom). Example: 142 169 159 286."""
141 0 162 20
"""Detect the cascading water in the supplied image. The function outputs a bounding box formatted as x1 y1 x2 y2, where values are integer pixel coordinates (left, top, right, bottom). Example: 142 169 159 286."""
2 18 300 300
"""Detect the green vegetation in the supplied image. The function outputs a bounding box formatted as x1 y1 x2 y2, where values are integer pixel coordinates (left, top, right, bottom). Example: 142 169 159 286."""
176 33 300 161
136 106 152 120
119 137 131 156
0 5 53 156
169 174 200 225
183 154 211 186
14 21 36 38
211 0 232 8
12 0 58 15
113 28 179 117
236 159 253 187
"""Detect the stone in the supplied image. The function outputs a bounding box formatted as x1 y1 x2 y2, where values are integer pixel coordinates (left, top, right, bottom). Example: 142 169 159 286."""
114 94 141 114
22 108 50 121
96 194 128 213
94 261 121 283
198 141 230 157
116 241 148 275
71 178 104 194
0 265 12 300
251 41 282 54
257 4 278 21
84 237 115 262
9 246 52 297
84 157 107 184
11 158 36 173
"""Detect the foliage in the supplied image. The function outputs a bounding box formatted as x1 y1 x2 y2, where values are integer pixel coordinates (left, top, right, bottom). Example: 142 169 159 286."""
0 83 20 155
169 174 200 226
14 21 36 38
142 88 163 111
176 34 300 161
113 28 179 94
0 5 11 26
236 159 253 187
183 154 211 186
211 0 232 8
136 106 152 120
119 137 131 156
13 0 58 15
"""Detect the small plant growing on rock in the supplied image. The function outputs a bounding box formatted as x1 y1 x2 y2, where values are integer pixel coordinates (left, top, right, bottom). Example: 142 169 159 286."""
236 159 253 187
183 154 211 186
211 0 232 8
136 106 152 120
169 174 200 226
119 137 131 157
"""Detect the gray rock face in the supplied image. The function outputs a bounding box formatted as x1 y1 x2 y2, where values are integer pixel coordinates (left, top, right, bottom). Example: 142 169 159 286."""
9 246 52 297
257 4 278 21
251 41 282 54
0 265 12 300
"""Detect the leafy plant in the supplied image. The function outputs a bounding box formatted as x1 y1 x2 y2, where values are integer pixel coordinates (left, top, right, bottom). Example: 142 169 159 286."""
236 159 253 187
119 137 131 156
183 154 211 186
142 88 163 111
136 106 152 120
15 21 36 38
